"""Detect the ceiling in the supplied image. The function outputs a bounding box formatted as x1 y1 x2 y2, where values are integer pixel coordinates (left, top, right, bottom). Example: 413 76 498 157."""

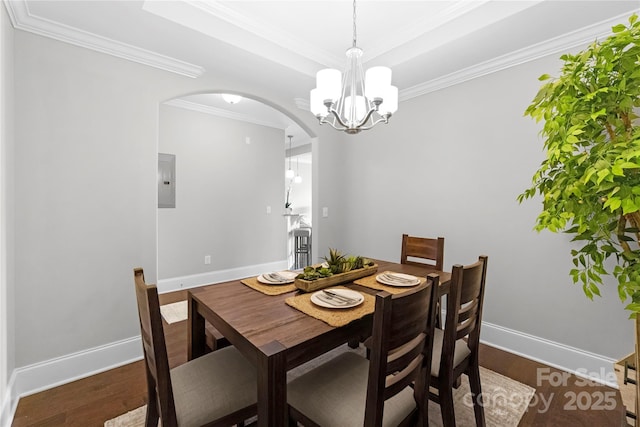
6 0 640 149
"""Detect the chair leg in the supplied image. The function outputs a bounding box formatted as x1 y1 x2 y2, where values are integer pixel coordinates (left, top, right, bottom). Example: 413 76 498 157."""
145 395 159 427
468 366 486 427
437 383 457 427
145 372 159 427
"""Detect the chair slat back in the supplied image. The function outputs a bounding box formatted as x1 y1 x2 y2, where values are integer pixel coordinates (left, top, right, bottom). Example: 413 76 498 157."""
401 234 445 271
443 256 488 358
133 268 178 426
364 275 439 426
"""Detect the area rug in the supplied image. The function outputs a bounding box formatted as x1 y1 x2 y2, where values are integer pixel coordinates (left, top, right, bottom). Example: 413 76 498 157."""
427 366 536 426
105 345 535 427
159 300 187 324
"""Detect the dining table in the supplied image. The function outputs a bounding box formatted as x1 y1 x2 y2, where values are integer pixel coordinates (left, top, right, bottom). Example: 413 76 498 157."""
187 258 451 427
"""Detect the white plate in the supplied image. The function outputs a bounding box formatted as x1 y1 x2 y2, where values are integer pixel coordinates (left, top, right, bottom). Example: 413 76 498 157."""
257 271 297 285
310 288 364 309
376 272 420 287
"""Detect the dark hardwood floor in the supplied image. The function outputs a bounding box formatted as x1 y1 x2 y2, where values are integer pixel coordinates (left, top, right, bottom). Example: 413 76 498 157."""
12 290 629 426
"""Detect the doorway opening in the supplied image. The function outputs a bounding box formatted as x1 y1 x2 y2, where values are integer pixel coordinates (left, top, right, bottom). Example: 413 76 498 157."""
156 92 314 289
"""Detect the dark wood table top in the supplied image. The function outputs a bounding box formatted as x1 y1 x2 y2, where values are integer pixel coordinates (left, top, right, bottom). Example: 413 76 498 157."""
187 258 451 426
189 259 449 360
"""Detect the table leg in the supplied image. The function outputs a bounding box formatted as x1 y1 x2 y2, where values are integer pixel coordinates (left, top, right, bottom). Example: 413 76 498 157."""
188 294 205 361
257 341 287 427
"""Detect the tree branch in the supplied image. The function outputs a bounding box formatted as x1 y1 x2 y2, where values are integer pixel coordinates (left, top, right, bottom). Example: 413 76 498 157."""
618 213 632 253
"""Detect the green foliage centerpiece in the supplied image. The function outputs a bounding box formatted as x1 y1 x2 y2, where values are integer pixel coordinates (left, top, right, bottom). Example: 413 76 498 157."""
518 15 640 315
294 248 377 292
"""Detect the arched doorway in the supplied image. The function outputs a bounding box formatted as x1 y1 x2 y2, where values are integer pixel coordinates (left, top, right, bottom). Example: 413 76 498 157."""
156 92 314 291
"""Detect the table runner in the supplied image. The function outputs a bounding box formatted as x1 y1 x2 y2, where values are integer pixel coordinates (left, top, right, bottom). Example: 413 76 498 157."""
353 271 426 294
285 286 375 327
241 276 297 295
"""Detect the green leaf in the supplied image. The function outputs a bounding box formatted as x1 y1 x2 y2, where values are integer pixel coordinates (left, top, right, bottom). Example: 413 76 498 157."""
606 197 622 211
612 24 627 33
622 198 638 214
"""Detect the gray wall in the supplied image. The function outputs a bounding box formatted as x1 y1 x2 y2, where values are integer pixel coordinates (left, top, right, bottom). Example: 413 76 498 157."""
158 105 286 279
1 2 15 407
337 53 634 359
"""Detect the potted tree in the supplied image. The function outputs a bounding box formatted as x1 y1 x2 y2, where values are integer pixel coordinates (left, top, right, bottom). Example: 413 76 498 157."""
518 14 640 419
519 14 640 313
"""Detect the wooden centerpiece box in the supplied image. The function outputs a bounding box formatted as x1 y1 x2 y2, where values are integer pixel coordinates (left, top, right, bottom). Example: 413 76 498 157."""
294 263 378 293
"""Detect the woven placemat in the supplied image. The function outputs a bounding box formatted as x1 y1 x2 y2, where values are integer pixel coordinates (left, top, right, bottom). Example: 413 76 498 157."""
241 277 297 295
353 271 426 295
285 286 375 327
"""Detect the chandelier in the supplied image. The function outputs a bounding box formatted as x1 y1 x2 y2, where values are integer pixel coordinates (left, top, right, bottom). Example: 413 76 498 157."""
310 0 398 134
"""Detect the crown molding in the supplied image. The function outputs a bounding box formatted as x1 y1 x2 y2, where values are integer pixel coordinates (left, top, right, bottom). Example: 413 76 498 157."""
164 99 286 130
366 0 490 62
188 1 342 70
4 0 204 78
400 10 638 101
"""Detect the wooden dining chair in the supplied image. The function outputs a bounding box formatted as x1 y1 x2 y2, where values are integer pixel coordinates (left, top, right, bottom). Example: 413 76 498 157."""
134 268 257 427
401 234 445 271
429 255 488 427
401 233 445 328
287 275 440 427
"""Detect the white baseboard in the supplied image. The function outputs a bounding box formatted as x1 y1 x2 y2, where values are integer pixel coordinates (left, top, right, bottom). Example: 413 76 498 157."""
2 336 142 427
156 260 289 294
0 371 16 427
481 321 618 388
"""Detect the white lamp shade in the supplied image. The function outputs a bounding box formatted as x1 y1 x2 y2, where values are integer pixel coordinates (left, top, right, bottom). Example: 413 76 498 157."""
310 88 327 117
294 175 302 184
316 69 342 102
365 66 392 99
286 169 295 179
344 95 367 122
378 86 398 115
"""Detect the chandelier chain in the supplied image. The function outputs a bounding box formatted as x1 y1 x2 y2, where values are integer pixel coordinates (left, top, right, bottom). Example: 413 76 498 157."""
352 0 357 48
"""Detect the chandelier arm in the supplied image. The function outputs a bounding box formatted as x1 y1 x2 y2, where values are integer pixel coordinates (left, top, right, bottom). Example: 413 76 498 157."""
353 106 378 129
355 116 390 131
320 106 390 133
327 107 351 130
322 120 346 132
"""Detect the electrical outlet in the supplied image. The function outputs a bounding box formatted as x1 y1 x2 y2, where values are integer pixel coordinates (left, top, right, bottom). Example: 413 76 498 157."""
266 205 271 214
322 207 329 218
204 255 211 265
